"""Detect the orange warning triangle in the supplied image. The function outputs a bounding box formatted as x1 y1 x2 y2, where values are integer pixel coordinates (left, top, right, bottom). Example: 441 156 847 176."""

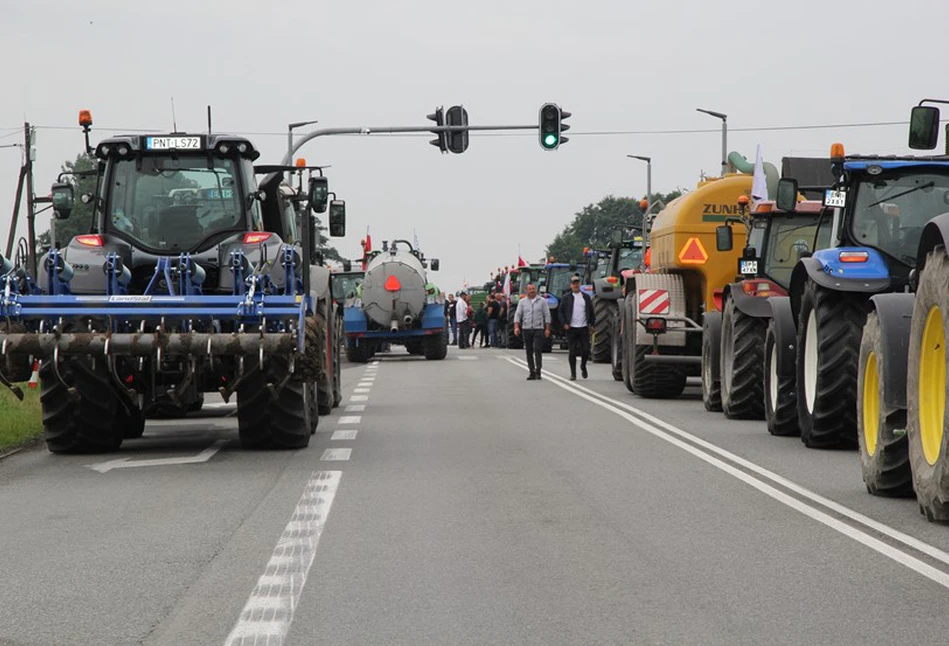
678 237 708 265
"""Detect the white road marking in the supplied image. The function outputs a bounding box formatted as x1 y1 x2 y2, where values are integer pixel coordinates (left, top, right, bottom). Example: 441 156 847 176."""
224 471 340 646
361 375 376 380
349 396 368 402
505 357 949 590
338 416 361 424
203 402 236 410
457 356 479 361
331 430 358 440
357 382 373 388
345 404 365 412
320 448 352 461
86 440 226 473
354 388 371 393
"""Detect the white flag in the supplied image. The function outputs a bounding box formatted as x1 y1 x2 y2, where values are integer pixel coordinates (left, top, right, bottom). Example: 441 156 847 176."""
502 271 511 297
751 144 768 203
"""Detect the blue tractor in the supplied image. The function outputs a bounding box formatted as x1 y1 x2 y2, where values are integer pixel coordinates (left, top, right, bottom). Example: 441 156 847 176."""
0 113 345 452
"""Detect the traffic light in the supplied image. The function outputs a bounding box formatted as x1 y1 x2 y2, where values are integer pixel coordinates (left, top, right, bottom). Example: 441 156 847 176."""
428 107 447 153
445 105 469 154
539 103 570 150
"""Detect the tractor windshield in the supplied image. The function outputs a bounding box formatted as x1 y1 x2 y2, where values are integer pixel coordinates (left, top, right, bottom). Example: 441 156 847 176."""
517 268 545 293
547 267 575 296
761 216 822 289
105 155 246 252
849 168 949 266
616 246 643 272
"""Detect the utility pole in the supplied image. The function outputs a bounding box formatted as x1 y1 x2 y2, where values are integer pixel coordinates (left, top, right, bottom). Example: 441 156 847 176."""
24 123 37 275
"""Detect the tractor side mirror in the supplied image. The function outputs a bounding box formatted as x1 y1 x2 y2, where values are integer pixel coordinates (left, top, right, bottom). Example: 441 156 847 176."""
775 178 799 212
430 259 440 271
609 230 623 248
909 106 941 150
342 260 353 272
308 176 329 213
716 225 733 252
51 183 74 219
328 200 346 237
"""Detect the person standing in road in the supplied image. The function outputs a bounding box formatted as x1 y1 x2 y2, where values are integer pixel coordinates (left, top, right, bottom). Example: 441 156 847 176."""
486 293 501 348
472 302 488 348
456 292 471 349
445 293 458 345
513 283 551 380
497 295 509 347
560 275 595 381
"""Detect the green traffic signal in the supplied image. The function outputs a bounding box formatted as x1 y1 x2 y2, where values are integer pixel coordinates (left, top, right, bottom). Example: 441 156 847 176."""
543 133 559 148
539 102 567 151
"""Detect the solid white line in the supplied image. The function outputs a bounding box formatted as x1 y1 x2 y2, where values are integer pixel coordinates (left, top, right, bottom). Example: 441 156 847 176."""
517 358 949 570
224 471 340 646
331 430 358 440
504 357 949 590
345 405 365 412
338 416 361 424
320 449 351 461
349 396 368 402
354 388 371 393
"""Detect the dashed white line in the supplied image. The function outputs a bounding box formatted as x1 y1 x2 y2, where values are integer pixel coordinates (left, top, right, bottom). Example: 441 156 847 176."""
224 471 340 646
349 396 368 402
357 382 373 388
457 356 479 361
331 430 358 440
354 388 371 394
338 416 361 424
321 448 352 461
345 404 365 412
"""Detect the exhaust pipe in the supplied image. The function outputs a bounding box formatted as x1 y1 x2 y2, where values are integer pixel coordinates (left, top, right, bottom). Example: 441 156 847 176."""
390 320 399 332
403 315 414 326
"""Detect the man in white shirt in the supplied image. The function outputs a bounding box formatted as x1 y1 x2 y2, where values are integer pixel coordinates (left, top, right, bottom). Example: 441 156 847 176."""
456 292 471 349
559 275 596 381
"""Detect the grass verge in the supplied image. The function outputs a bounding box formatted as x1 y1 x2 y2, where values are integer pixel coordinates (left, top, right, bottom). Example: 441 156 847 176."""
0 385 42 453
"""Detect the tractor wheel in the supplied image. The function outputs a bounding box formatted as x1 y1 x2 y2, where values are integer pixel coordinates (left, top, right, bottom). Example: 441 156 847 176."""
507 313 522 349
406 340 425 356
795 279 865 449
424 332 448 360
610 306 623 382
592 297 616 363
238 355 311 450
908 249 949 520
621 296 635 392
346 340 371 363
41 358 122 454
118 403 146 440
720 297 766 419
627 291 686 399
188 392 205 413
307 382 319 435
858 310 912 497
764 319 799 437
701 311 722 412
332 315 344 408
310 314 335 416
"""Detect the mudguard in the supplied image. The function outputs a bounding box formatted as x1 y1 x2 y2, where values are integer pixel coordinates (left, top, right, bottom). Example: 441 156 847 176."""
766 297 796 378
343 306 368 334
868 293 915 411
593 277 623 301
916 212 949 278
724 283 773 318
795 251 891 294
421 303 445 330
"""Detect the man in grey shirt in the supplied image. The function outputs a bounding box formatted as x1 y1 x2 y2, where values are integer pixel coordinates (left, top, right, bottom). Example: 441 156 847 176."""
513 282 551 380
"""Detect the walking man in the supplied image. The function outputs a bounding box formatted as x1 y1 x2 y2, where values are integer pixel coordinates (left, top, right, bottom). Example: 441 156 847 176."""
560 275 595 381
445 293 458 345
456 292 470 349
513 283 551 380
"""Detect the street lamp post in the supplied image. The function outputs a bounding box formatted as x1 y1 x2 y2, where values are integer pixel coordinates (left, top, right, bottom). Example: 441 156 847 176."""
288 119 320 160
627 154 652 240
696 108 728 176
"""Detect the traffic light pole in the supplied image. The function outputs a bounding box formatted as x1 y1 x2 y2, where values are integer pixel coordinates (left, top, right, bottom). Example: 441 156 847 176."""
281 124 538 165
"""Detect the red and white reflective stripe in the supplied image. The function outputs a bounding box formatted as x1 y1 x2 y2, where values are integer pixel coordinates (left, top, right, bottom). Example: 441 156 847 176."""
638 289 670 315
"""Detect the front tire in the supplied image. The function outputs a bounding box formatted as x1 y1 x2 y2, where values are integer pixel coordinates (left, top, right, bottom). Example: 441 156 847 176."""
702 311 722 412
795 279 865 449
858 310 912 497
592 297 616 363
764 319 799 436
720 297 765 419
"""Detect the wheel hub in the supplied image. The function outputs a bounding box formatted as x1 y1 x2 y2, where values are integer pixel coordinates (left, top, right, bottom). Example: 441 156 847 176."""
863 352 879 457
919 305 946 466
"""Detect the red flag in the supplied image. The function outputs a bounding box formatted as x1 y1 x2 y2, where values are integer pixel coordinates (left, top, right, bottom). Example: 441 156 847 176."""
365 226 372 253
517 255 527 267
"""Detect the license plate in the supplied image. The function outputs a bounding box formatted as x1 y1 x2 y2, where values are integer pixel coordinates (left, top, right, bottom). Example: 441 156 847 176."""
145 136 202 150
824 189 846 208
740 260 758 275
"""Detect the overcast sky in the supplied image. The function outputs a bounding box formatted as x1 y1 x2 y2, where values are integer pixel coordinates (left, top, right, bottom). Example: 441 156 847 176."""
1 0 946 291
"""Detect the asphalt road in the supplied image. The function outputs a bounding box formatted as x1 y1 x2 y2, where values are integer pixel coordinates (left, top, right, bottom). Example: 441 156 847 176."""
2 346 949 645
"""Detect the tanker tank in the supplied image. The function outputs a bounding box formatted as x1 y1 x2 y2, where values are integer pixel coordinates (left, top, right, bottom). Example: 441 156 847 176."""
340 239 447 362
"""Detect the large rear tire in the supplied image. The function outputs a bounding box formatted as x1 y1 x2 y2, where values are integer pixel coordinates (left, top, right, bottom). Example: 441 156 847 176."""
118 403 146 440
621 296 635 392
332 315 344 408
424 332 448 360
628 291 686 399
858 309 912 497
764 319 799 436
346 340 371 363
795 279 865 449
720 297 766 419
908 249 949 521
592 297 616 363
41 359 122 454
238 355 312 449
701 311 722 412
610 306 623 382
